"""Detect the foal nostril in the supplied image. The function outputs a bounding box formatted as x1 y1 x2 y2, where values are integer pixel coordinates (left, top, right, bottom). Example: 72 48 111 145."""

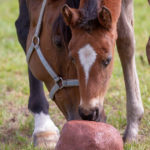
78 107 99 121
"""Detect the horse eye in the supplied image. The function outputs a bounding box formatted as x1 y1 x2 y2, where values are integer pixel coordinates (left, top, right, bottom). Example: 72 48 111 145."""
102 56 112 67
70 56 76 64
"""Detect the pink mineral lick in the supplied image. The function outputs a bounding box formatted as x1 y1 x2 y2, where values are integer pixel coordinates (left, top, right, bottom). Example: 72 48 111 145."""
55 121 123 150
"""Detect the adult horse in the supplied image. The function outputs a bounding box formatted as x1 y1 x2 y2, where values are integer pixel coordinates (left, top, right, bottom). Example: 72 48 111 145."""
15 0 144 148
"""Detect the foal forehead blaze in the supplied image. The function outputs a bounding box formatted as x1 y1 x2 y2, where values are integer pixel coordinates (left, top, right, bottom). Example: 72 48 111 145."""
78 44 97 85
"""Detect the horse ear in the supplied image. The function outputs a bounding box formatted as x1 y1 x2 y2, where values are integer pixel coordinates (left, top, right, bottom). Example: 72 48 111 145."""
62 4 80 26
98 6 112 30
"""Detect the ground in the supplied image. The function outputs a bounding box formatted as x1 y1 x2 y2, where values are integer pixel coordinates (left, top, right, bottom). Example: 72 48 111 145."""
0 0 150 149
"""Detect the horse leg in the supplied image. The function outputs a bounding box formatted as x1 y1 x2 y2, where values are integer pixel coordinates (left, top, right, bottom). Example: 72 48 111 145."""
117 0 144 142
15 0 59 148
27 70 60 148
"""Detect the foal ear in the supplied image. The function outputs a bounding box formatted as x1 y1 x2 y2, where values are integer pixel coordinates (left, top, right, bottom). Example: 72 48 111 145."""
62 4 80 26
98 6 112 30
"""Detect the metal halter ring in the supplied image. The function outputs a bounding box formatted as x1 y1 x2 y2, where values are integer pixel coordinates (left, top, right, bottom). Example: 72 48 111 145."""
56 77 64 89
32 35 40 47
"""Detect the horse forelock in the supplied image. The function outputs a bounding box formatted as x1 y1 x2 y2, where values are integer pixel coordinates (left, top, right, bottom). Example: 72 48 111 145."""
78 0 100 31
78 0 121 30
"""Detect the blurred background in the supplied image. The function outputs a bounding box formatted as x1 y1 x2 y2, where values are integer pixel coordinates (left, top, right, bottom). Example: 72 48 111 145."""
0 0 150 149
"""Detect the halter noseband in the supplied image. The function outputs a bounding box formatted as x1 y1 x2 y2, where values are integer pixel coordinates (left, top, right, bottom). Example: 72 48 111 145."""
26 0 79 100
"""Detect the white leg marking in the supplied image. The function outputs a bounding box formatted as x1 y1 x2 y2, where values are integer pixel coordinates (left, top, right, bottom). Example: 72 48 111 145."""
78 44 97 85
33 112 59 135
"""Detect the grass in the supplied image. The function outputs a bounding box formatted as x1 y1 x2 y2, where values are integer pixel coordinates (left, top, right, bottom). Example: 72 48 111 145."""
0 0 150 149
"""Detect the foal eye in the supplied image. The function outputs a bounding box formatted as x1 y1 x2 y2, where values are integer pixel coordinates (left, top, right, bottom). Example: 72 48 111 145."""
102 56 112 67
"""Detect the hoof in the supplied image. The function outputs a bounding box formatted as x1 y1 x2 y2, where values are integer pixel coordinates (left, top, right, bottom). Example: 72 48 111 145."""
123 134 137 143
33 131 59 150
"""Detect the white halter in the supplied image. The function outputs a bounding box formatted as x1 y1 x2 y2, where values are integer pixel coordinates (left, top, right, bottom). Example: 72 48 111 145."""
26 0 79 100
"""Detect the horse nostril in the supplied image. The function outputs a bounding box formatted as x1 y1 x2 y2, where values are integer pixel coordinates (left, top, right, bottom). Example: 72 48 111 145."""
78 107 99 121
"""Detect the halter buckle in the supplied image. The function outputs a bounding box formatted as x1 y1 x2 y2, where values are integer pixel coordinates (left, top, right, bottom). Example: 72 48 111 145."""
55 77 64 89
32 35 40 47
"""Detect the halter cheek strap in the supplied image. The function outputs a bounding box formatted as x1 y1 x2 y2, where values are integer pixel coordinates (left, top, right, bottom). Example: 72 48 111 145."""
26 0 79 100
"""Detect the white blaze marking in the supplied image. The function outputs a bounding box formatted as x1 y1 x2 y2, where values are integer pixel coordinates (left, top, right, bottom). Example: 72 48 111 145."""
78 44 97 85
33 112 59 135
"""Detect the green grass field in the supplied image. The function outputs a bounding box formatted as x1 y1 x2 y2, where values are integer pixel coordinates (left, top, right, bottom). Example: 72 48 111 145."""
0 0 150 149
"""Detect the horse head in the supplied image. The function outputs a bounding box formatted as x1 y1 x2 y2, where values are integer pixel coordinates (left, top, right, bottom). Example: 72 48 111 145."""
62 0 121 121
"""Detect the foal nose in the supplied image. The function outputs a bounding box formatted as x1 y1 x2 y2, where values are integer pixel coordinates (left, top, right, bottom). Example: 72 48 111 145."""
78 107 99 121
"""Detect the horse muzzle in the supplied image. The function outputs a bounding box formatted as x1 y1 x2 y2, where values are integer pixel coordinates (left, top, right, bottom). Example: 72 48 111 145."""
78 106 107 122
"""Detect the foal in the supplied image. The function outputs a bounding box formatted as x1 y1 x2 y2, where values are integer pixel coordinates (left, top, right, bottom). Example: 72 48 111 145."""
15 0 144 148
